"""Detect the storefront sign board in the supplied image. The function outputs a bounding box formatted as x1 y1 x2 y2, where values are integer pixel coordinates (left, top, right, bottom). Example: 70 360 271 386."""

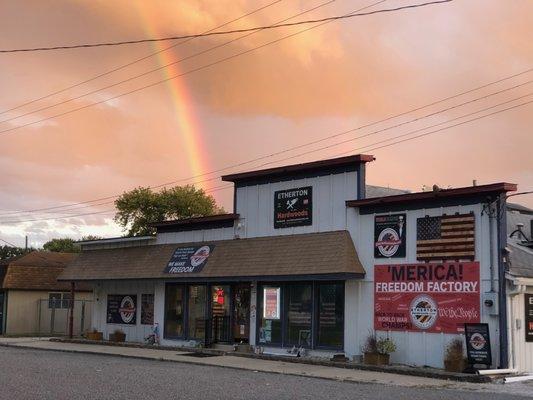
274 186 312 229
464 323 492 366
107 294 137 325
263 287 280 320
374 262 480 333
374 214 406 258
163 245 214 274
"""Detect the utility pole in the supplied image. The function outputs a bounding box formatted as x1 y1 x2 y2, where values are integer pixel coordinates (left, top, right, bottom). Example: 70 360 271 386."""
25 236 28 251
69 281 75 338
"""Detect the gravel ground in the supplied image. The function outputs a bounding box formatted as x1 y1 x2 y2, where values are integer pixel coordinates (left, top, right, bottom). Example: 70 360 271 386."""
0 346 530 400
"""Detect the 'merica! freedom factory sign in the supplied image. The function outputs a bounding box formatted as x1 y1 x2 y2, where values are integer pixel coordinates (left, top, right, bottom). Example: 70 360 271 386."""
274 186 312 229
374 262 480 333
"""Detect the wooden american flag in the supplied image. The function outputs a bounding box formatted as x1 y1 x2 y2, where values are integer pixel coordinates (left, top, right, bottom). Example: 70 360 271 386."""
416 213 475 260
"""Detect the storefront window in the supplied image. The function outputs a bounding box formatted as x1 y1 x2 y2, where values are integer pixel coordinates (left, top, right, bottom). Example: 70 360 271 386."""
317 283 344 348
164 284 185 338
188 285 207 339
141 294 154 325
259 286 282 344
286 284 312 346
211 285 231 342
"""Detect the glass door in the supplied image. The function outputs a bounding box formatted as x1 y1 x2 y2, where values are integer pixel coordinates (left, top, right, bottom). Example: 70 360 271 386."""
232 284 250 343
211 285 230 343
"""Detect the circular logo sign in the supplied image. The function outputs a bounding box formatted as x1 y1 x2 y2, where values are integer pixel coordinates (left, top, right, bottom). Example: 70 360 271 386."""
375 228 402 257
190 245 211 267
410 295 438 330
118 296 136 323
469 333 486 350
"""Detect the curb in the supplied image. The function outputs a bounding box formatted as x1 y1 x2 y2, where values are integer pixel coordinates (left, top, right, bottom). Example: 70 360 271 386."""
48 338 491 383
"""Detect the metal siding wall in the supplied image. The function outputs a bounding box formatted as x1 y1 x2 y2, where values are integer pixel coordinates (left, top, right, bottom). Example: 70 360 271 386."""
93 280 156 343
236 171 358 238
346 203 500 368
155 227 234 244
510 292 533 372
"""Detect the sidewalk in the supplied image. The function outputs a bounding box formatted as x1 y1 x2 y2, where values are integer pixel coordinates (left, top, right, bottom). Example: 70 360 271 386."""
0 337 530 397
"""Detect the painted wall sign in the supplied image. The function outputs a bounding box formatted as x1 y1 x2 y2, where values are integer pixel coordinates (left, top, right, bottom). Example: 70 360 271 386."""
263 287 280 320
526 294 533 343
274 186 312 229
464 323 492 366
374 214 406 258
416 214 475 260
163 245 214 274
374 262 480 333
107 294 137 325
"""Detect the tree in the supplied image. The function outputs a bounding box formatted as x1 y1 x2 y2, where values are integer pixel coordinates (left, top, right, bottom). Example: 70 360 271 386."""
43 238 79 253
0 245 27 261
114 185 224 236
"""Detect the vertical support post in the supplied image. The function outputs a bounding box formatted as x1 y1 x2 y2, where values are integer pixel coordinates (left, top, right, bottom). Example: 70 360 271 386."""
69 281 75 338
497 194 509 368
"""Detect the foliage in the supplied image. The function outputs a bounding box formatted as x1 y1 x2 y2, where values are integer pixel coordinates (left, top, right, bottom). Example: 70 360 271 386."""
43 238 79 253
81 235 103 241
362 331 396 355
444 338 464 362
0 245 28 261
114 185 224 236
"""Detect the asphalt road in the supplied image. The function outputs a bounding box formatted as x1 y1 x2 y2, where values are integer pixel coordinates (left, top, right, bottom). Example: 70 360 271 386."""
0 346 530 400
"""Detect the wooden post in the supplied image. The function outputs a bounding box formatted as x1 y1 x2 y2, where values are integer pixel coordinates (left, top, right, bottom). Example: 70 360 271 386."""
69 281 75 338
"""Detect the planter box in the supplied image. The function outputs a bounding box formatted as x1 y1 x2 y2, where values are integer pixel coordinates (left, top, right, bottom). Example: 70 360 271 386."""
444 358 466 373
363 352 390 366
109 332 126 343
86 332 103 341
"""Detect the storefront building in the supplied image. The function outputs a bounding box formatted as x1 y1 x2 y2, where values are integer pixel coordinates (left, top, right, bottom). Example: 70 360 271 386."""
60 154 520 369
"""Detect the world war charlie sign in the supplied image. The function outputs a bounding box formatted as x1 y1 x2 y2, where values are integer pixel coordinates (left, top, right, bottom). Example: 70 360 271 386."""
374 214 406 258
274 186 312 229
374 262 480 333
107 295 137 325
163 245 215 274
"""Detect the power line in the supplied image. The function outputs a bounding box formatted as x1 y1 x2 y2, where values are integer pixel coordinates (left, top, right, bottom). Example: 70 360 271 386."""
1 67 531 218
1 0 452 54
0 0 386 136
2 93 531 224
0 0 335 126
0 0 283 116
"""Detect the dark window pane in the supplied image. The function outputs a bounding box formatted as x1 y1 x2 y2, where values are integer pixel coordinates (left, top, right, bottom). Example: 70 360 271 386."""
48 293 62 309
141 294 154 325
188 285 207 339
258 286 282 345
211 285 230 342
164 284 185 338
317 283 344 348
286 284 312 346
62 293 72 309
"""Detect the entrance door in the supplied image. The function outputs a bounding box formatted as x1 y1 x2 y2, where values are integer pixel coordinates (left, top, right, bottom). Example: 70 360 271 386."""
211 285 231 343
232 284 250 343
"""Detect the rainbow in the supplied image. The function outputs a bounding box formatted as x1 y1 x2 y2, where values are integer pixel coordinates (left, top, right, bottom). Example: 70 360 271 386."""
135 3 210 190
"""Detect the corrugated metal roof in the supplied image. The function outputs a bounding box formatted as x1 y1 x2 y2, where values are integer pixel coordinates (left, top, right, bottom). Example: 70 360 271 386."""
59 231 365 281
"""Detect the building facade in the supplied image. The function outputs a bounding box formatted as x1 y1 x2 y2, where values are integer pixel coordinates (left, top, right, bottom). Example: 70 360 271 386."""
60 155 521 369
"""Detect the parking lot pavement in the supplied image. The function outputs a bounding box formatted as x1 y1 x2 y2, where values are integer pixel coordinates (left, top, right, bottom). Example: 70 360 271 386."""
0 346 532 400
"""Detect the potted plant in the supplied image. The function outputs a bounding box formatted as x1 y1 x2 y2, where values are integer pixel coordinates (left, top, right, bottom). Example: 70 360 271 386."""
86 328 103 341
444 338 466 372
362 331 396 366
109 329 126 343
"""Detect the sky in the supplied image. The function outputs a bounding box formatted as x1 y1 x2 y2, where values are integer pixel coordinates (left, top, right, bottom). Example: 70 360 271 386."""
0 0 532 247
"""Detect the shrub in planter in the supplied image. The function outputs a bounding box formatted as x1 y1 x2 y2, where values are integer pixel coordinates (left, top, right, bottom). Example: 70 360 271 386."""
109 329 126 343
444 338 466 373
86 329 103 341
362 331 396 366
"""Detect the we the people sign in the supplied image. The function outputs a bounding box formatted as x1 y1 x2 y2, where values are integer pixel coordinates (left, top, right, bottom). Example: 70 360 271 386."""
374 262 480 333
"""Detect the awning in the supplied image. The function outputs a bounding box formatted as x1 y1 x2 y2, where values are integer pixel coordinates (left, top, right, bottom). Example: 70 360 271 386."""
59 230 365 282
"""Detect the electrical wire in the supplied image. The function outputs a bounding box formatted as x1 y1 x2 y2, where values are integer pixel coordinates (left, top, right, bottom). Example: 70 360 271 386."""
0 0 335 126
0 0 284 116
0 1 452 53
1 67 531 218
1 93 531 224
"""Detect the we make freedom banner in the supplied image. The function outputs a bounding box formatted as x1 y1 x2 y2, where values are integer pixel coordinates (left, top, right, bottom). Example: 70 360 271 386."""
374 262 480 333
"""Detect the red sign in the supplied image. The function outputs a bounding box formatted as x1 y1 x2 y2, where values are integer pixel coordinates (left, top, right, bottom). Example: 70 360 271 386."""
374 262 480 333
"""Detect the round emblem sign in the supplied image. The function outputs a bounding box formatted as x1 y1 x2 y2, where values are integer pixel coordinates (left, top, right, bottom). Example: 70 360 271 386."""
469 332 486 350
190 245 211 267
409 295 438 330
118 296 136 323
376 228 402 257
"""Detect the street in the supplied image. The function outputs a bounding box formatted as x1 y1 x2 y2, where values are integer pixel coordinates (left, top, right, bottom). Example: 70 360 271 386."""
0 347 531 400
